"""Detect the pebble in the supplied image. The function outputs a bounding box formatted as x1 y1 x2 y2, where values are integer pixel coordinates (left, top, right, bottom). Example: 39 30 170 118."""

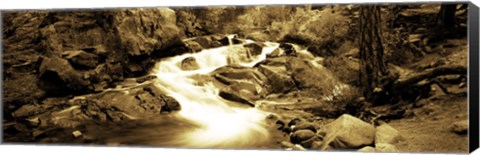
72 130 82 138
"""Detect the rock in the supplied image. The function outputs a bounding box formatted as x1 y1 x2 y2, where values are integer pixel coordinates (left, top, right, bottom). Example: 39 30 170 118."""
116 8 182 57
192 36 217 49
243 42 264 57
245 31 270 42
12 104 44 118
292 122 317 133
279 141 307 150
375 123 403 145
180 56 200 71
72 130 82 138
126 62 144 75
38 56 90 94
288 118 303 127
219 36 244 46
279 43 296 56
290 129 316 144
451 120 468 134
266 48 283 58
185 41 204 53
320 114 376 149
311 141 324 150
219 82 257 107
375 143 399 152
258 64 295 93
358 146 376 152
62 50 99 69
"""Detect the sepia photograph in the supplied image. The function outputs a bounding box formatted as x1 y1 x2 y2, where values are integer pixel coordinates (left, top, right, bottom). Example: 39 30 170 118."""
1 1 476 154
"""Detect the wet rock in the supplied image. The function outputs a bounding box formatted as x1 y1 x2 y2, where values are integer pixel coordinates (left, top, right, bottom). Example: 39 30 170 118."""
290 129 316 144
243 42 264 57
192 36 222 49
219 82 257 107
266 48 283 58
181 56 200 71
185 41 204 53
279 43 297 56
62 50 99 69
136 75 158 83
219 36 244 46
292 122 317 133
258 64 295 93
375 123 403 145
375 143 399 152
451 120 468 134
38 56 90 94
320 114 376 149
358 146 376 152
288 118 303 127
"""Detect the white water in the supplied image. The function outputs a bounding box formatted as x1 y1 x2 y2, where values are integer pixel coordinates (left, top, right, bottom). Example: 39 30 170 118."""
150 37 280 148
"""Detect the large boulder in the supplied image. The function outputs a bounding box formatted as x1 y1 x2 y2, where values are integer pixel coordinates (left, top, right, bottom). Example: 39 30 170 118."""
375 123 404 145
38 57 90 95
375 143 399 152
180 56 200 71
257 64 295 93
20 83 181 129
243 42 264 57
290 129 316 144
451 120 468 134
319 114 376 150
62 50 99 69
212 65 270 106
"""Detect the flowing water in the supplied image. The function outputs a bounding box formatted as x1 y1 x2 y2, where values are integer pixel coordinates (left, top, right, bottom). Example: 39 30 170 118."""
95 37 278 148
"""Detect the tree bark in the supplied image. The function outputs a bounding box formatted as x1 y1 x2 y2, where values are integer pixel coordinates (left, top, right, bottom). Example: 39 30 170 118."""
358 5 390 101
437 4 457 29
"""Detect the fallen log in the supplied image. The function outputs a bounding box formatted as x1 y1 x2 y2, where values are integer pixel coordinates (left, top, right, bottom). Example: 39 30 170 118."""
369 65 467 105
394 65 467 88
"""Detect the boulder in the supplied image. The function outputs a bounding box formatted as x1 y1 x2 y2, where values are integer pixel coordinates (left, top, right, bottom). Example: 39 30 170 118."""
212 65 268 86
358 146 376 152
375 143 399 152
219 36 244 46
375 123 403 145
451 120 468 134
12 104 44 118
185 41 204 53
319 114 376 149
219 82 258 107
258 64 295 93
180 56 200 71
243 42 264 57
292 122 317 133
115 8 182 57
38 57 90 94
279 43 297 56
266 48 284 58
290 129 316 144
62 50 99 69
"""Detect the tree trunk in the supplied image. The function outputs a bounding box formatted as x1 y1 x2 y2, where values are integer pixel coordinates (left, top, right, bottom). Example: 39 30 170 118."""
358 5 390 102
437 4 457 29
